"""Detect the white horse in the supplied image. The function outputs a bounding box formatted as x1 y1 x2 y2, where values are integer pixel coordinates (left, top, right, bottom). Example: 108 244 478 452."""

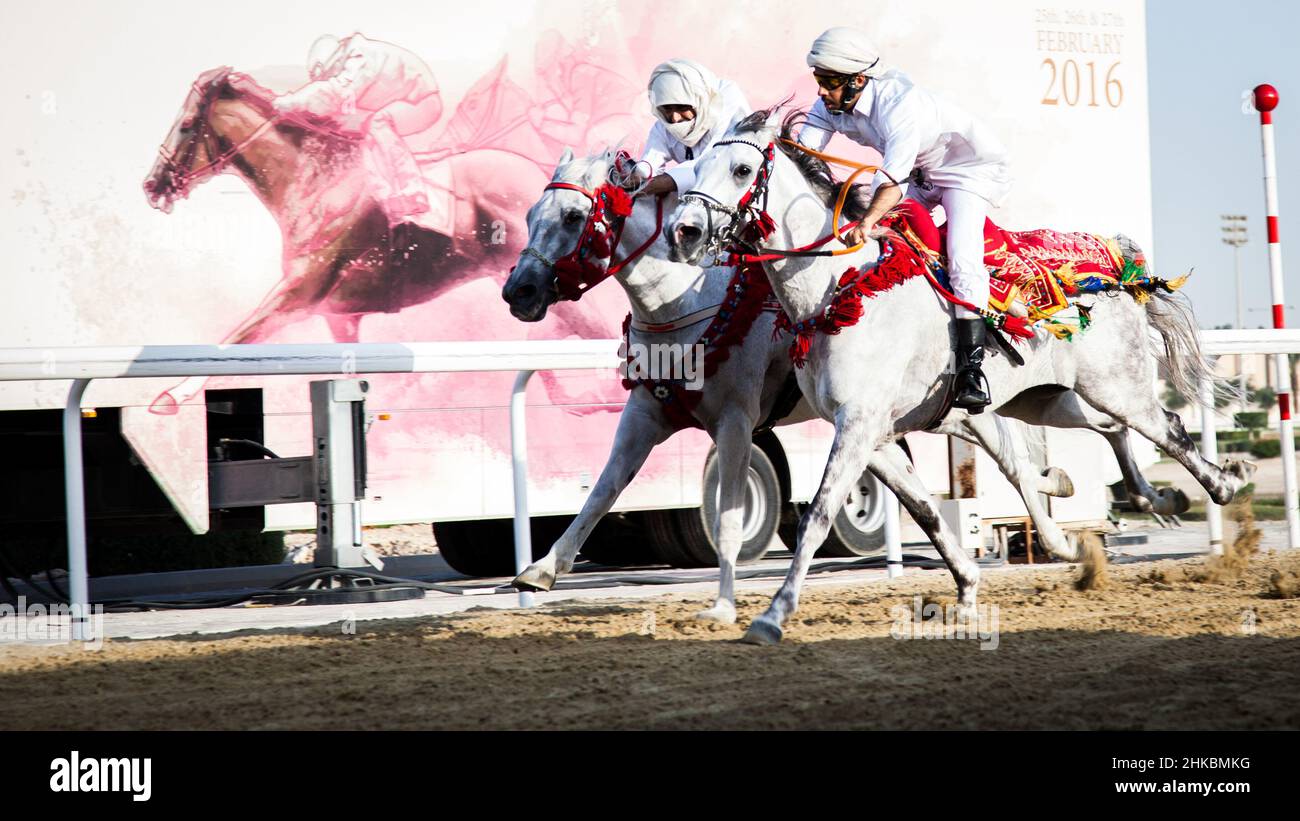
501 147 1163 624
665 111 1254 644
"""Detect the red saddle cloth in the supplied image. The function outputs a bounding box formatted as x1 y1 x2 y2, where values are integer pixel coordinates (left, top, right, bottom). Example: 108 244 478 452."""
879 199 1127 318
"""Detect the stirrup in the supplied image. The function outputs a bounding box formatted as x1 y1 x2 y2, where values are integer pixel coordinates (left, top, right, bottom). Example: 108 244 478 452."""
952 369 991 413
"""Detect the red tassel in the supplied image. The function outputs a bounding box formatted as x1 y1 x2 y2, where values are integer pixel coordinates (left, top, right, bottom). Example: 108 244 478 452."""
1001 315 1036 340
790 334 812 368
837 267 859 288
830 298 864 327
599 183 634 218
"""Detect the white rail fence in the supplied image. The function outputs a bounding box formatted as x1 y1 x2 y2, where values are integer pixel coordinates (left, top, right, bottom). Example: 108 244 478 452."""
0 329 1296 641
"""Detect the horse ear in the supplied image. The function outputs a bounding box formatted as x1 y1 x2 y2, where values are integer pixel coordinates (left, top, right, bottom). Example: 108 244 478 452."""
557 147 574 166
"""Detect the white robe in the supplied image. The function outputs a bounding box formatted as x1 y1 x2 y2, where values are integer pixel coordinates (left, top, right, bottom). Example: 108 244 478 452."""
796 68 1011 208
640 79 752 194
276 34 440 125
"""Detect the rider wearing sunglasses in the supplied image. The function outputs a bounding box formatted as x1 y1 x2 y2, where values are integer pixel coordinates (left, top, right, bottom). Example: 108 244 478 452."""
796 27 1012 412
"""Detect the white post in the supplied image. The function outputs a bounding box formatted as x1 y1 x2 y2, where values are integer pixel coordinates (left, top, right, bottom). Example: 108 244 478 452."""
1199 376 1224 554
510 370 536 608
62 378 92 641
884 487 903 578
1252 83 1300 548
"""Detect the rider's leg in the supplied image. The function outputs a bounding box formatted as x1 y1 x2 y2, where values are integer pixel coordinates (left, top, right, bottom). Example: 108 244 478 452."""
943 187 994 412
368 94 443 220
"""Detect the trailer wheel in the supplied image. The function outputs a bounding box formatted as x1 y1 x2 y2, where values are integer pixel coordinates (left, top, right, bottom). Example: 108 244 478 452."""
660 444 782 567
577 512 662 567
779 467 887 558
432 515 569 578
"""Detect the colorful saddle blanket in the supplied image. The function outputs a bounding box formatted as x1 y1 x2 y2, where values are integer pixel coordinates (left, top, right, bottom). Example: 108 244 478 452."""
878 199 1179 329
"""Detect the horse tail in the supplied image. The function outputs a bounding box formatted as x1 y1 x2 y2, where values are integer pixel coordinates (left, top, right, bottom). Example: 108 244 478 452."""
1115 234 1244 406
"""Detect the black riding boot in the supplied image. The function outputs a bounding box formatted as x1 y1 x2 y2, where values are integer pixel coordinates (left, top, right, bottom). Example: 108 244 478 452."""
952 317 992 413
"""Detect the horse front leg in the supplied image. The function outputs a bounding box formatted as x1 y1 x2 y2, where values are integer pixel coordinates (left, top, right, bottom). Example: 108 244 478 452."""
743 405 882 645
512 394 673 592
695 409 757 624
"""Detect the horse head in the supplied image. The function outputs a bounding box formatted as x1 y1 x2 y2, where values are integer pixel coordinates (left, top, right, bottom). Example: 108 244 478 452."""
143 66 235 213
503 146 631 321
665 109 787 266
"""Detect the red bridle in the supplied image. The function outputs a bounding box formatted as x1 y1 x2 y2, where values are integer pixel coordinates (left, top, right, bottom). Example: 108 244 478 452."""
518 178 663 301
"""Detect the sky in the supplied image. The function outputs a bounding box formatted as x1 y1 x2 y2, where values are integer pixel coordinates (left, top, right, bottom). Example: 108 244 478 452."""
1147 0 1299 329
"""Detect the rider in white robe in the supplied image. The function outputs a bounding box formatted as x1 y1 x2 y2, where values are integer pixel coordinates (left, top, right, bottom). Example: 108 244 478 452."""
637 59 751 197
796 26 1011 412
274 33 444 248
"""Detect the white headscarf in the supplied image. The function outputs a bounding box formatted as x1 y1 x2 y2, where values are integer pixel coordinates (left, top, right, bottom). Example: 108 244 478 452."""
307 34 346 80
648 59 721 148
806 27 889 78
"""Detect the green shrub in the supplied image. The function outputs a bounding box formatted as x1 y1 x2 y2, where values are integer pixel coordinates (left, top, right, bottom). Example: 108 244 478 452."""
1235 411 1269 432
1250 439 1282 459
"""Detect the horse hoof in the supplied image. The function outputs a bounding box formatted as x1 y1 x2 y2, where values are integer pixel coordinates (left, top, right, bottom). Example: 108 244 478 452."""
512 565 555 592
741 619 783 646
1042 466 1075 498
1165 487 1191 515
694 602 737 624
1229 458 1259 483
148 391 180 416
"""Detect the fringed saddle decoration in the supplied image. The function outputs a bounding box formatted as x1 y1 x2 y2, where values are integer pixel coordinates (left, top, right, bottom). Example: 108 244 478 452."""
620 260 780 431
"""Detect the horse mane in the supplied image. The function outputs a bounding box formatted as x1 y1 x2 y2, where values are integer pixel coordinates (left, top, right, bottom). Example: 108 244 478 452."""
732 105 871 222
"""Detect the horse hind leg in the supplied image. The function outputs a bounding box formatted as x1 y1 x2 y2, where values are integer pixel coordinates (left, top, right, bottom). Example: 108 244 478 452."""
1080 388 1255 506
1001 387 1190 515
869 441 981 611
956 414 1079 561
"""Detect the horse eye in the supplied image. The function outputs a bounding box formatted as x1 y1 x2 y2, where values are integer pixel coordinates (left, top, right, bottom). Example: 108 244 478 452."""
563 210 584 227
735 164 753 177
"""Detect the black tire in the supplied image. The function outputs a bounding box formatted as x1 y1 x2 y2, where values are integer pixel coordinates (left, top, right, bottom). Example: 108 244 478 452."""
432 515 571 578
577 512 663 567
642 508 709 568
779 467 887 558
666 444 782 567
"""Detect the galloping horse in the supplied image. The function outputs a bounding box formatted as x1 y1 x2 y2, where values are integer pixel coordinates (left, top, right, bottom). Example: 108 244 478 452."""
668 110 1254 644
142 66 559 410
504 148 1111 624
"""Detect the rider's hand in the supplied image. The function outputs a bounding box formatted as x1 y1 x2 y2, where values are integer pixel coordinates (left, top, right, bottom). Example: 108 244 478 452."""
842 223 870 247
639 174 677 197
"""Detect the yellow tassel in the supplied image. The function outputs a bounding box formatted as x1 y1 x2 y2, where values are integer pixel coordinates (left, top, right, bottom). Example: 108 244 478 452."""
1164 273 1190 291
1043 321 1076 340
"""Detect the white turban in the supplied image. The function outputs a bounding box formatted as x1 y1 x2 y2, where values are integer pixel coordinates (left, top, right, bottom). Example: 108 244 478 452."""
806 27 888 78
648 59 721 148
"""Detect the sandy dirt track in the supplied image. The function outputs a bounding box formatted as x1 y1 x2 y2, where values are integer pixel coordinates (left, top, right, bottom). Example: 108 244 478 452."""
1 550 1298 731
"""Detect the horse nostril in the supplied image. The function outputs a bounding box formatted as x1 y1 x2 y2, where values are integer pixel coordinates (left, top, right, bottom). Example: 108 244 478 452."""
514 283 536 303
677 224 702 242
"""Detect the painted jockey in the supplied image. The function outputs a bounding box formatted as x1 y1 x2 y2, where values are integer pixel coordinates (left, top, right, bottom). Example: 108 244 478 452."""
273 33 444 258
637 59 751 197
796 27 1012 412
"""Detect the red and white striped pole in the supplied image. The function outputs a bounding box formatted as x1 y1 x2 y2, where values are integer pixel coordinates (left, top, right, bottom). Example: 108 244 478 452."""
1253 83 1300 548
